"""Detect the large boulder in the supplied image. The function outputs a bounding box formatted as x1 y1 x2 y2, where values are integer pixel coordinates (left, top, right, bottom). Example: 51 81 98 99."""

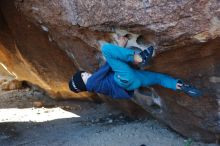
0 0 219 143
14 0 220 48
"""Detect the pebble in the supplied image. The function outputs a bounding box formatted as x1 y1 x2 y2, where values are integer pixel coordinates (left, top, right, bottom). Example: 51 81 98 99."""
62 106 72 110
24 88 30 92
95 118 100 122
108 119 113 123
33 101 43 108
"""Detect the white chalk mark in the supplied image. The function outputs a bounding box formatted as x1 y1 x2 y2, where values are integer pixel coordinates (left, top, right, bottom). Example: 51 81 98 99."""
31 7 39 11
143 0 151 13
41 25 49 32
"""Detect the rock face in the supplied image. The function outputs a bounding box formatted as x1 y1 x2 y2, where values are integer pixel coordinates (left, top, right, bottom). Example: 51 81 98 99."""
0 0 220 143
15 0 220 48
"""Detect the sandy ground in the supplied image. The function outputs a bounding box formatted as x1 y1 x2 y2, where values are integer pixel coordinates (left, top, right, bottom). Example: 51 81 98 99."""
0 87 218 146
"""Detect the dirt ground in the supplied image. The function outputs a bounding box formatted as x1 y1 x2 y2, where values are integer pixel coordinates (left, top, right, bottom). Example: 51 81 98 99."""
0 85 218 146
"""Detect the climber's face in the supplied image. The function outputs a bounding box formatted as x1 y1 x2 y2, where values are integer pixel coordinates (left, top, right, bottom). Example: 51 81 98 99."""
81 72 92 84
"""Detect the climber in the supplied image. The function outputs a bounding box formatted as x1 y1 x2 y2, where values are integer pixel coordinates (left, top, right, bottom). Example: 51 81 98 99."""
69 35 202 99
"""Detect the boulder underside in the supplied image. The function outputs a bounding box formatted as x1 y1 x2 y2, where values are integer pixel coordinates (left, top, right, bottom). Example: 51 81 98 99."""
0 0 219 143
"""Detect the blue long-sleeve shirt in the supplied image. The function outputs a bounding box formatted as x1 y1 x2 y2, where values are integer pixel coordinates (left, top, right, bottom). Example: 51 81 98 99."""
86 62 134 99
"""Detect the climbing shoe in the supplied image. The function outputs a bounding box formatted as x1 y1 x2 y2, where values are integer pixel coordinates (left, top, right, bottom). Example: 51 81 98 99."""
178 81 203 98
139 46 154 65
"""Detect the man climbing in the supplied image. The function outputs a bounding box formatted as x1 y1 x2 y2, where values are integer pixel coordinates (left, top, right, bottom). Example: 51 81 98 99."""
69 35 202 99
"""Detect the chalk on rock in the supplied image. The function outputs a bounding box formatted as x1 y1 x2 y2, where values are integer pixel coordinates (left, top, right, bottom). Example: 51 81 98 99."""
41 25 49 32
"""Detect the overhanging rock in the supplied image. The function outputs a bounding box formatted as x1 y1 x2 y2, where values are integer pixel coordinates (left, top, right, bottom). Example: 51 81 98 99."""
0 0 219 143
